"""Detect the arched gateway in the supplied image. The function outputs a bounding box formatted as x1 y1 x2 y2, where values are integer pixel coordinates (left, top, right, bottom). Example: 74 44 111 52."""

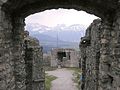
0 0 120 90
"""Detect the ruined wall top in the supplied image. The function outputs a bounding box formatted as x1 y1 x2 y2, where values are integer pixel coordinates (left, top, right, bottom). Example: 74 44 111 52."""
24 31 41 49
80 19 101 47
2 0 120 20
51 48 76 53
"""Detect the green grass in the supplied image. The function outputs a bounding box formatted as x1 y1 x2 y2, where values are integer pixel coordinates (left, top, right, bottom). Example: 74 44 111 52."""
45 73 57 90
67 67 81 73
67 67 81 89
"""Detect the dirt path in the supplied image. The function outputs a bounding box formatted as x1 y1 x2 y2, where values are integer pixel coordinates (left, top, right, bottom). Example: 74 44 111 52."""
46 68 78 90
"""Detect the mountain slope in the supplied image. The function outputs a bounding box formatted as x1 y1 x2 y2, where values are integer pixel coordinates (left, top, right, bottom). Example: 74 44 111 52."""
25 23 86 53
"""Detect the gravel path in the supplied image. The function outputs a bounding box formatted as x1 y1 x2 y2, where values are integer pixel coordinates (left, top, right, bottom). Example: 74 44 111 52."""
46 68 78 90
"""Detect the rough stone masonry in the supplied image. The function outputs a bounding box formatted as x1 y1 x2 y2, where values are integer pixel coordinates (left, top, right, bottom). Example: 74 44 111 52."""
0 0 120 90
24 31 44 90
80 19 101 90
80 18 120 90
51 48 79 68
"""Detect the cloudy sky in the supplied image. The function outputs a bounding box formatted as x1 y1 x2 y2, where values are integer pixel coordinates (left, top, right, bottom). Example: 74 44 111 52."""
25 9 98 27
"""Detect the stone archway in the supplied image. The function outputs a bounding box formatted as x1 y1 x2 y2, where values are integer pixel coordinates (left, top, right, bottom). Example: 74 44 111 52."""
0 0 120 90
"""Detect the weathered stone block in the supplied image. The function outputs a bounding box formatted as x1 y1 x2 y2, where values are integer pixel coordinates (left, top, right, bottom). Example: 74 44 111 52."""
101 39 109 44
100 55 111 63
112 48 120 55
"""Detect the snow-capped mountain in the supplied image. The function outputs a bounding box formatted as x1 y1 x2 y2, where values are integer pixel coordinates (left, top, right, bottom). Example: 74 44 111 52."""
25 23 86 42
25 23 86 53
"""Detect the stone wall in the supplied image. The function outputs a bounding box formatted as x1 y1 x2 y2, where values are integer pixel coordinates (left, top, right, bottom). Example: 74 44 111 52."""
80 19 101 90
99 11 120 90
109 10 120 90
0 9 45 89
80 17 120 90
0 4 15 90
43 53 51 67
0 11 26 90
51 48 79 68
12 17 26 90
24 31 45 90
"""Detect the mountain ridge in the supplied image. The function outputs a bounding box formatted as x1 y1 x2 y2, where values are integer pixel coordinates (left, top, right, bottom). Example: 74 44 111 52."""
25 23 86 53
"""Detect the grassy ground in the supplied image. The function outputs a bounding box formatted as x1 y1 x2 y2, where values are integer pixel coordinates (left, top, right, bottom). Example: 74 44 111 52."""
45 73 57 90
67 67 81 89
